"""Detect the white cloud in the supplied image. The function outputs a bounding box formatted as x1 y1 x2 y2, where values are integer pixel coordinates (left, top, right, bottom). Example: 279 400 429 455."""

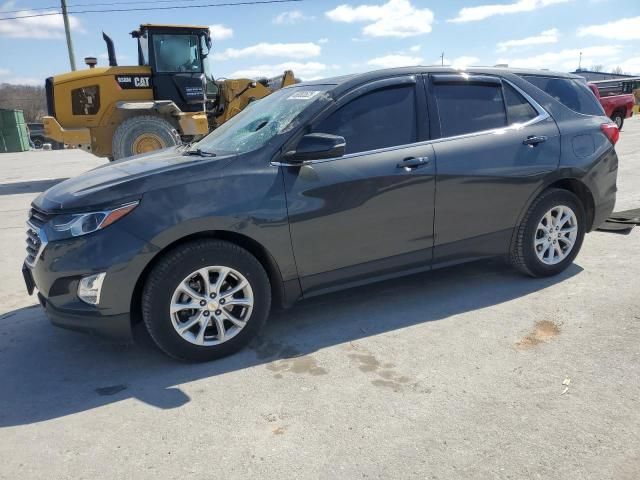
0 4 83 39
608 57 640 75
95 52 129 63
449 0 571 23
432 56 481 68
228 61 327 81
208 24 233 41
499 45 622 71
326 0 434 38
318 38 329 44
367 54 423 68
497 28 559 52
409 45 421 52
0 68 9 76
0 76 42 86
273 10 314 24
449 56 481 68
578 16 640 41
212 42 321 61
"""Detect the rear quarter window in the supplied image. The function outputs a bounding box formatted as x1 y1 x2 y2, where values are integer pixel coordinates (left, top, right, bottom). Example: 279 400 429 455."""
521 75 604 116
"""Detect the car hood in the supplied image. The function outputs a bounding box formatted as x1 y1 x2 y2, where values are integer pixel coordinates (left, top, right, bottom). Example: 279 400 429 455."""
33 147 236 212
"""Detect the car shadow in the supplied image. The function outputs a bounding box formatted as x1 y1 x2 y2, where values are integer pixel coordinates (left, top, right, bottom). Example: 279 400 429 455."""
0 178 68 196
0 259 582 427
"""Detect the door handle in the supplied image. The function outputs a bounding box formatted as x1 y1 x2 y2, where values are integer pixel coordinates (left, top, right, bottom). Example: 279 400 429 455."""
523 135 548 146
397 156 430 169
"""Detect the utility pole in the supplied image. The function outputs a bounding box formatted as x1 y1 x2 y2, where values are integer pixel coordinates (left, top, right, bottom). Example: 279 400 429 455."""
578 51 583 71
440 52 444 66
61 0 76 71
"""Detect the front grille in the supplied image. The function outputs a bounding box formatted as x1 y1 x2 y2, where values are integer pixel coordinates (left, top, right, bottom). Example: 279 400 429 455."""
25 207 51 267
28 207 52 228
45 77 55 117
25 225 42 266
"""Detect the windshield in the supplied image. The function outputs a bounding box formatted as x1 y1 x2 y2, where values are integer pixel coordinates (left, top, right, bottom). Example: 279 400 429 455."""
194 86 333 155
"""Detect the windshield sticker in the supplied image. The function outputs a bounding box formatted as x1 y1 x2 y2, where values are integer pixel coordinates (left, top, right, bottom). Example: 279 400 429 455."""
287 90 322 100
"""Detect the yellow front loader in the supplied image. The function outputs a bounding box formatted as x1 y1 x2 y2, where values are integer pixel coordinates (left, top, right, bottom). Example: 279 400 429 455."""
43 25 295 160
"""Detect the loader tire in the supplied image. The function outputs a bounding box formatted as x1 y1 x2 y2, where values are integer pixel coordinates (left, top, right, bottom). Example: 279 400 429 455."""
112 115 181 160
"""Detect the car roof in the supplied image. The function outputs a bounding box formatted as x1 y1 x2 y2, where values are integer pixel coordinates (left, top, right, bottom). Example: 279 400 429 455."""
298 66 583 97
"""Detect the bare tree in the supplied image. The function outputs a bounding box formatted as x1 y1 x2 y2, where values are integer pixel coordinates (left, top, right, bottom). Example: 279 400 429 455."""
590 64 604 72
0 83 47 122
611 66 625 75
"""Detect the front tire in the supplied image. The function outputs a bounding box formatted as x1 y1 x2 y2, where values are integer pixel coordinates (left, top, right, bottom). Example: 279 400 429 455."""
142 240 271 362
511 189 586 277
112 115 181 160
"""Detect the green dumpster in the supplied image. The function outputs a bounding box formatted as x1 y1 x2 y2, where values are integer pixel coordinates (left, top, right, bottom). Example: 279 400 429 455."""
0 109 30 153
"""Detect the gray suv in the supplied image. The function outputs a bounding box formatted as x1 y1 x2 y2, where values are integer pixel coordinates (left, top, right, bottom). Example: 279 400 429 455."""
23 67 618 361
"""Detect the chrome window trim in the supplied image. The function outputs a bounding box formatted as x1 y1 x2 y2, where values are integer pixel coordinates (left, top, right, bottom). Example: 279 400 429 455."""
25 220 48 268
272 76 551 167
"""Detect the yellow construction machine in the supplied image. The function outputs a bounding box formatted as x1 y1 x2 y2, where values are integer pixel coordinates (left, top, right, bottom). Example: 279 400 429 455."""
43 24 295 160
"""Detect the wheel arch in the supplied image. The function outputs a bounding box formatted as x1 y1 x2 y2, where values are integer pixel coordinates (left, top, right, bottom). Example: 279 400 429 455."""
130 230 289 326
510 176 596 252
545 178 596 230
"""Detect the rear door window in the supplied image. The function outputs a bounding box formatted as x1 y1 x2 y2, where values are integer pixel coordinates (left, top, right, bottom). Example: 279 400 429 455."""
433 83 506 137
503 83 539 124
521 75 604 116
315 84 417 154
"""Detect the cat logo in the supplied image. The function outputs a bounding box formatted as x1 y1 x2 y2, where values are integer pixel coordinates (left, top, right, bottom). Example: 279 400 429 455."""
134 77 150 88
116 75 152 90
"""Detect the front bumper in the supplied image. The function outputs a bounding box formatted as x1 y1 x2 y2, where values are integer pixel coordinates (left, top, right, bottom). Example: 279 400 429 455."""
37 291 132 339
22 218 157 341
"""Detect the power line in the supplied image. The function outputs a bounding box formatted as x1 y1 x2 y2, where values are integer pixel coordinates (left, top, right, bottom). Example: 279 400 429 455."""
1 0 261 14
0 0 304 20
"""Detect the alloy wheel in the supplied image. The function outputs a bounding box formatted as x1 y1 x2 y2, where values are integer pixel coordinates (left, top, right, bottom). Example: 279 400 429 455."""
534 205 578 265
169 266 254 346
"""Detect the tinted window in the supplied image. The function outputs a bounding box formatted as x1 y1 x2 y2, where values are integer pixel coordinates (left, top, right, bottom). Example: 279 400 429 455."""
315 85 417 154
503 83 538 124
71 86 100 115
434 83 506 137
521 76 604 116
153 34 201 73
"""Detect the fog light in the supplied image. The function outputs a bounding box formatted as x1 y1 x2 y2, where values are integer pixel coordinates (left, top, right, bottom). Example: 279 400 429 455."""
77 273 106 305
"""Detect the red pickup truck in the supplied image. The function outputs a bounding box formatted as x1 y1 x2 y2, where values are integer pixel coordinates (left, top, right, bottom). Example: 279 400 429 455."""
588 83 634 130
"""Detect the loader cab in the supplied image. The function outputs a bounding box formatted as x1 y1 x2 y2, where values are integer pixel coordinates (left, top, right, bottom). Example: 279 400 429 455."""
131 24 217 112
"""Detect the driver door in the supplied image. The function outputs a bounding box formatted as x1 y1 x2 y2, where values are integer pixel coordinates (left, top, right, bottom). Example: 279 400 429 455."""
281 76 436 295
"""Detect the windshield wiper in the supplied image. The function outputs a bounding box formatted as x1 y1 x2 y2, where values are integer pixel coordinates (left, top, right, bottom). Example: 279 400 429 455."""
183 148 216 157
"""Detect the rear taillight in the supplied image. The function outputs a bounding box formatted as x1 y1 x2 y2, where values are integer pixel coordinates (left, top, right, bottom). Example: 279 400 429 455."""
601 122 619 145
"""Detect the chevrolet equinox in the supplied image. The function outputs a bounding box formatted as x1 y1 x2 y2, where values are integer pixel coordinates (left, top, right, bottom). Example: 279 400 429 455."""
23 67 619 361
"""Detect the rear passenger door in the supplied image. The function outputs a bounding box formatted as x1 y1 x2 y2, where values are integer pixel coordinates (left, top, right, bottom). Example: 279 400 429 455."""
425 74 560 265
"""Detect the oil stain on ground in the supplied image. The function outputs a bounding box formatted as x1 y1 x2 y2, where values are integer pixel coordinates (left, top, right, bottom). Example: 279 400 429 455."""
252 337 328 377
516 320 561 350
348 350 413 392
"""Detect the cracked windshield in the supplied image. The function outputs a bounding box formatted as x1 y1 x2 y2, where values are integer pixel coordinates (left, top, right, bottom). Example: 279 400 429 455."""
195 86 332 155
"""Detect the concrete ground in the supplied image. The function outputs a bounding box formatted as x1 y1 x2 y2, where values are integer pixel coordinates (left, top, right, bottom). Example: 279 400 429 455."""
1 120 639 480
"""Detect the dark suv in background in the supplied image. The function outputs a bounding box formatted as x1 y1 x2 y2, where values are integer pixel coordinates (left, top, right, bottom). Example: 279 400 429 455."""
23 67 618 361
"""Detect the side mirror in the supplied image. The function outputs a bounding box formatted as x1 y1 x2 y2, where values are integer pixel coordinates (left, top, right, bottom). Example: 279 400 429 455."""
284 133 346 163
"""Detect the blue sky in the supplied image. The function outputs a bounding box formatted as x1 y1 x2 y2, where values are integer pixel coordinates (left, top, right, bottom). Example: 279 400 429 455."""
0 0 639 85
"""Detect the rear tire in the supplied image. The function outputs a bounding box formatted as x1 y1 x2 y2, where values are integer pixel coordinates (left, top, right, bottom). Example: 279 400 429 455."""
510 189 586 277
141 240 271 362
611 110 624 130
112 115 181 160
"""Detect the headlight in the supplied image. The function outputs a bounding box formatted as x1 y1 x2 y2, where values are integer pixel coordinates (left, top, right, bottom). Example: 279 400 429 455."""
50 201 139 237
